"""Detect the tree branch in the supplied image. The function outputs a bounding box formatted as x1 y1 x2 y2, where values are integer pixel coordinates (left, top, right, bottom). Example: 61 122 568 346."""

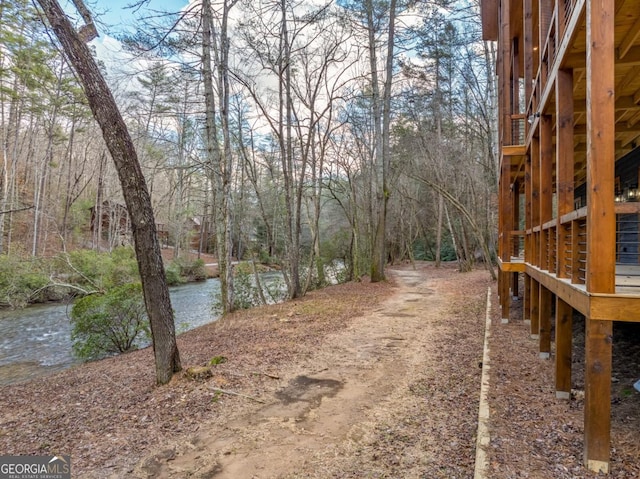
209 387 265 403
0 205 35 215
408 172 497 280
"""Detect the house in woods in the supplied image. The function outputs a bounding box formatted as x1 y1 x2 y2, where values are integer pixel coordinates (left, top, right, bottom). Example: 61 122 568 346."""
91 201 212 253
90 200 131 247
482 0 640 473
185 216 211 252
156 222 170 248
155 217 212 253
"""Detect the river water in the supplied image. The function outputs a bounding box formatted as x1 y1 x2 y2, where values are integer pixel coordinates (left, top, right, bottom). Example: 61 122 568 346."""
0 279 224 386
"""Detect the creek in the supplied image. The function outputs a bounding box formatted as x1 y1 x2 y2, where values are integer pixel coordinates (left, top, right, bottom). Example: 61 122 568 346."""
0 279 225 386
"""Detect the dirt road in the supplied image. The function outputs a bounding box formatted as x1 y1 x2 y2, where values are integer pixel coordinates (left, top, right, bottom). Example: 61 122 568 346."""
134 264 489 478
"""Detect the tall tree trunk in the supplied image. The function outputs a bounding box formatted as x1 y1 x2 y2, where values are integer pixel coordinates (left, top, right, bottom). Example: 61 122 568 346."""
239 120 276 260
36 0 181 384
217 0 236 310
0 76 20 255
367 0 396 282
33 83 59 256
279 0 301 298
201 0 236 313
61 111 79 246
0 18 27 255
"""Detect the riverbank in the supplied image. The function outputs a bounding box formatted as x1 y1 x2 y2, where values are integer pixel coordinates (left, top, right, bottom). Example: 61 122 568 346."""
0 279 222 386
1 263 638 478
0 270 392 477
0 248 217 310
159 248 220 278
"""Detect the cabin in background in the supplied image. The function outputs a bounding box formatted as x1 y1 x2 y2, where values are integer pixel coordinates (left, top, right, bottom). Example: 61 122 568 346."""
91 202 212 254
89 200 131 248
482 0 640 473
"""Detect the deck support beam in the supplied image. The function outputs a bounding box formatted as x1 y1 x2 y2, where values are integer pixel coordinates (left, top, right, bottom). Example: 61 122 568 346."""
530 278 540 338
524 274 531 324
539 285 552 358
584 0 616 472
555 297 573 399
540 114 553 271
511 180 521 299
500 271 510 322
531 136 540 267
584 318 612 473
556 68 575 280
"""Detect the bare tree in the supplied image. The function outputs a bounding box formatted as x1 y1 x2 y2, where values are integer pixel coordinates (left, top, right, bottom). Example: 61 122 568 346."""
201 0 238 313
340 0 397 282
35 0 181 384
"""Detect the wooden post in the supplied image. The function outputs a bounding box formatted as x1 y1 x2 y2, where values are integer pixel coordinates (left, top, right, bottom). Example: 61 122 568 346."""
512 37 520 130
586 16 615 295
498 0 511 311
555 297 573 399
531 135 540 266
584 0 615 472
499 0 514 321
501 0 512 146
513 179 521 245
499 0 513 332
584 318 612 473
511 181 520 299
539 285 552 358
499 158 512 322
539 0 553 51
501 166 513 264
503 271 512 322
524 274 531 324
540 114 553 271
500 271 510 321
525 150 532 270
530 278 540 339
524 0 533 104
556 69 574 279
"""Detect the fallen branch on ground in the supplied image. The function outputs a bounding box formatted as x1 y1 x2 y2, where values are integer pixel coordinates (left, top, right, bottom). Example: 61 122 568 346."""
253 370 280 379
210 387 265 403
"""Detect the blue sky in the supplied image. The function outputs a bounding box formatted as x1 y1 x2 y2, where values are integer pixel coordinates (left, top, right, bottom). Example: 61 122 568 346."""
66 0 190 65
82 0 189 36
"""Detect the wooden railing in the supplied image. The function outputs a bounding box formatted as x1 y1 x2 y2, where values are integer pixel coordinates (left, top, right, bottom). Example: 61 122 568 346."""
561 223 572 278
559 0 577 40
525 0 580 144
548 225 557 274
510 114 526 146
575 219 587 284
511 230 525 259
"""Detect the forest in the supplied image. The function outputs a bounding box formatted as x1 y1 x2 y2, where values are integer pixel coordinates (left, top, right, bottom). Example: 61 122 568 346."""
0 0 496 322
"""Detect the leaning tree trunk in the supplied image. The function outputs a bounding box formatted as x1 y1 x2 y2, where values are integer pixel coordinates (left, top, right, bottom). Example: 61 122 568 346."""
435 193 444 267
36 0 181 384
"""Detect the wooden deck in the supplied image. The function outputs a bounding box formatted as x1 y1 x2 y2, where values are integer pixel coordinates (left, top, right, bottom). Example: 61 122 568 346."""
486 0 640 469
498 257 526 272
524 264 640 322
615 265 640 292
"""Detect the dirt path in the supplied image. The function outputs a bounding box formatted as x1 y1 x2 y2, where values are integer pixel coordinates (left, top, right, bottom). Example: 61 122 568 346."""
4 262 637 477
133 264 489 478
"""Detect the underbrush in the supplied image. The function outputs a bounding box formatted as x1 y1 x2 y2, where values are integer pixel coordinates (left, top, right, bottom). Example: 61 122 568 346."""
0 247 206 308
